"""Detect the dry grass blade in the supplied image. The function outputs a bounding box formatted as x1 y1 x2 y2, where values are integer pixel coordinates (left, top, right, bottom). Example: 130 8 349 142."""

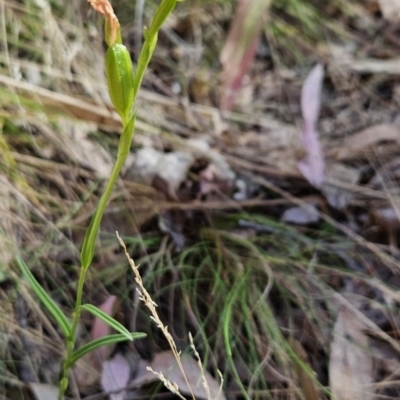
290 339 319 400
189 332 224 400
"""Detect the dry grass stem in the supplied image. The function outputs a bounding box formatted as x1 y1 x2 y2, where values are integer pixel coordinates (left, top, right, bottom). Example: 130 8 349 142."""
189 332 224 400
145 366 187 400
189 331 211 400
117 232 196 400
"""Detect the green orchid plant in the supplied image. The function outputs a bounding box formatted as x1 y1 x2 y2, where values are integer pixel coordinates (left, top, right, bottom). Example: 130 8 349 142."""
17 0 179 398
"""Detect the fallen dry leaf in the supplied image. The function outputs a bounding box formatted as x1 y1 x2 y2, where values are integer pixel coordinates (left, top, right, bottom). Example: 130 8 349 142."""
101 353 130 400
132 350 226 400
129 147 194 191
329 307 374 400
281 205 319 225
378 0 400 21
91 295 117 364
220 0 272 110
29 383 59 400
321 163 360 210
297 64 325 188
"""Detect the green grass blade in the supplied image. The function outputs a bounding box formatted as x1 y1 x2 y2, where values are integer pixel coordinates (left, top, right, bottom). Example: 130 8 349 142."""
76 304 132 340
16 257 71 338
68 332 146 367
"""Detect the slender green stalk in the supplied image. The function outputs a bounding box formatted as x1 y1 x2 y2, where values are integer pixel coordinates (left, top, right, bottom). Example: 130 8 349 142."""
58 268 86 400
57 115 135 400
80 115 135 270
56 2 179 398
17 2 179 398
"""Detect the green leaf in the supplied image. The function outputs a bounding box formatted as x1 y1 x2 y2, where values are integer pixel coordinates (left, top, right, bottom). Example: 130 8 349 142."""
76 304 132 340
80 205 101 270
133 34 158 98
68 332 146 367
16 257 71 338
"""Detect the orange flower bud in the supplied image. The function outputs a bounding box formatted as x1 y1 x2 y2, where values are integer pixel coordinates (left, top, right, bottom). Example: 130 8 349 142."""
87 0 121 46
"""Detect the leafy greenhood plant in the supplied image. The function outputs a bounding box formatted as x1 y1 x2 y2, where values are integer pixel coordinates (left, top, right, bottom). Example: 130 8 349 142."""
17 0 179 398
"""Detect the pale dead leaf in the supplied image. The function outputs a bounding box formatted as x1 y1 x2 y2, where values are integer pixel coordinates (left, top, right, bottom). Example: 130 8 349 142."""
130 147 194 190
336 124 400 161
101 353 130 400
132 351 226 400
297 64 325 188
329 308 374 400
378 0 400 21
29 383 59 400
281 205 319 225
220 0 272 110
129 140 235 196
159 152 194 190
322 163 361 210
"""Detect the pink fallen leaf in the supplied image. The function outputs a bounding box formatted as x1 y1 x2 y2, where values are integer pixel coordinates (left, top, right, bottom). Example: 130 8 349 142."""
91 295 117 365
220 0 272 110
74 295 117 389
101 353 131 400
297 64 325 188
